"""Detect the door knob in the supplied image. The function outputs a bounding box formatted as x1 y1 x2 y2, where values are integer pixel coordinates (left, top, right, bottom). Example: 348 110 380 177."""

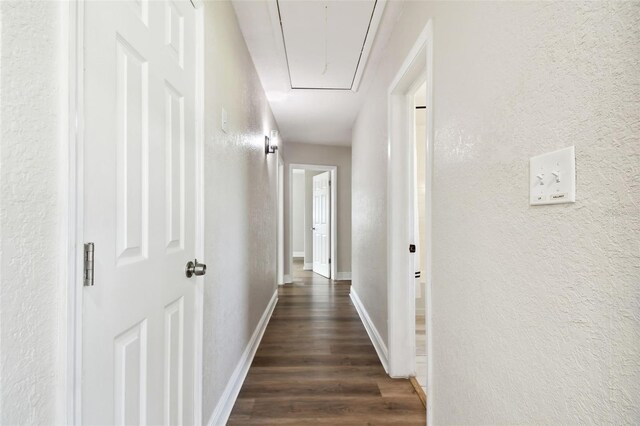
185 259 206 278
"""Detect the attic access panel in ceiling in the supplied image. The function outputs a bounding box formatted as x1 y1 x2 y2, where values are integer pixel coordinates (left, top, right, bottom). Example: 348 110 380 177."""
277 0 378 90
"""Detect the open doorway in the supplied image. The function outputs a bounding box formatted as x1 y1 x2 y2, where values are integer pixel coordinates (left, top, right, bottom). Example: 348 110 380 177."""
413 81 428 397
289 164 337 281
290 169 309 276
277 154 285 285
387 21 433 422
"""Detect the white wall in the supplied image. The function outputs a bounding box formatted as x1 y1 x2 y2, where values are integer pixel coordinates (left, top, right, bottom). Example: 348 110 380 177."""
0 2 66 423
351 99 388 343
202 1 278 422
291 170 305 256
283 142 352 277
352 1 640 424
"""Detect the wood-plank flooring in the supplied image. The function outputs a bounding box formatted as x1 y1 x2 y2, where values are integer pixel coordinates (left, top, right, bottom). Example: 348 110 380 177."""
228 260 426 425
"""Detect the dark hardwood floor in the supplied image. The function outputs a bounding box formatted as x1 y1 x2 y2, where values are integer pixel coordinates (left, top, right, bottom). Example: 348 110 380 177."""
228 261 426 425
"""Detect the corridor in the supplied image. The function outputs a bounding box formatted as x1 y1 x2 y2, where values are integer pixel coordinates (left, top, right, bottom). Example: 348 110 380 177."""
228 262 426 424
2 0 639 424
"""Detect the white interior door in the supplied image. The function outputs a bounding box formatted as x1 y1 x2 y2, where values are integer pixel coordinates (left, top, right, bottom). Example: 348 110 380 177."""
82 1 199 424
312 172 331 278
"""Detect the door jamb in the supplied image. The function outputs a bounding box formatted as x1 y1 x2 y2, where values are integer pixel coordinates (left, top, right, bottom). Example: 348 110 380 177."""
192 2 205 422
65 2 84 422
277 154 285 285
65 2 206 423
287 164 337 282
386 20 434 425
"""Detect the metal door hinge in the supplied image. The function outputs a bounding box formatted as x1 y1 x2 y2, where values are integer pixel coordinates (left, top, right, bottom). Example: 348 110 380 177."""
84 243 95 287
329 258 331 264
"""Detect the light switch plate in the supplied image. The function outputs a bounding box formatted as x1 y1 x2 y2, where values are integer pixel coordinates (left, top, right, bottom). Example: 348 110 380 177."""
221 107 228 133
530 146 576 205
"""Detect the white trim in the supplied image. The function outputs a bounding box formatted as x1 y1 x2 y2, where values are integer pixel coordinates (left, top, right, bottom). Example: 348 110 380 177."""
193 5 206 423
303 262 313 271
292 251 305 258
207 290 278 426
387 21 434 424
283 274 292 284
350 288 389 373
277 154 285 285
335 272 352 281
66 1 84 422
288 164 338 281
425 23 435 426
351 0 387 92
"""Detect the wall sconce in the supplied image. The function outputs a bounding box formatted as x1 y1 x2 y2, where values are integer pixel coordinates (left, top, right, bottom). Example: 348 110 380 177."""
265 130 279 155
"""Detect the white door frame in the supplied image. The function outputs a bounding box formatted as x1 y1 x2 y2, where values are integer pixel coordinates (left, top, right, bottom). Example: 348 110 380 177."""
64 1 206 422
387 21 434 424
277 154 285 285
287 164 337 282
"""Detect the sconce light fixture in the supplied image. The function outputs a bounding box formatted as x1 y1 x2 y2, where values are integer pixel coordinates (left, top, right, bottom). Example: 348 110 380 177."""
265 130 279 155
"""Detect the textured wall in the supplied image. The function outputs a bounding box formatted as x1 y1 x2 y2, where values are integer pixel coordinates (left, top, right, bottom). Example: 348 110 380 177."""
201 0 279 422
352 1 640 423
0 2 65 423
351 81 389 343
283 142 352 277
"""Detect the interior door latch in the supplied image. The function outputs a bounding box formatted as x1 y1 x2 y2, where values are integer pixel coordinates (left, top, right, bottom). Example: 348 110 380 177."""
185 259 207 278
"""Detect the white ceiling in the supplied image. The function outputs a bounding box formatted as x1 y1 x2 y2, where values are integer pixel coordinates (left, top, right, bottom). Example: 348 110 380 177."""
280 1 375 89
232 0 396 146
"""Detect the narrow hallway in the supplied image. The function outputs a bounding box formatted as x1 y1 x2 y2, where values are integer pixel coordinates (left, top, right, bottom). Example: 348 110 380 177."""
228 261 426 424
2 1 638 424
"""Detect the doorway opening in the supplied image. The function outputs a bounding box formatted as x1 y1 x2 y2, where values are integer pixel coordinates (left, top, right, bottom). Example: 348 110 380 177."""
288 164 337 282
413 81 428 397
277 154 285 285
387 20 433 423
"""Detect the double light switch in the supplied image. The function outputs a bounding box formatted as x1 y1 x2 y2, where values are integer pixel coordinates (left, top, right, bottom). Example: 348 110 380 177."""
530 146 576 205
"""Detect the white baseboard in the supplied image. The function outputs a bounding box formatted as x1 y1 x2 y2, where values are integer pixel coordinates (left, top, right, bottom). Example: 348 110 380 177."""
207 290 278 425
283 274 292 284
292 251 304 258
335 272 352 281
350 288 389 373
303 262 313 270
